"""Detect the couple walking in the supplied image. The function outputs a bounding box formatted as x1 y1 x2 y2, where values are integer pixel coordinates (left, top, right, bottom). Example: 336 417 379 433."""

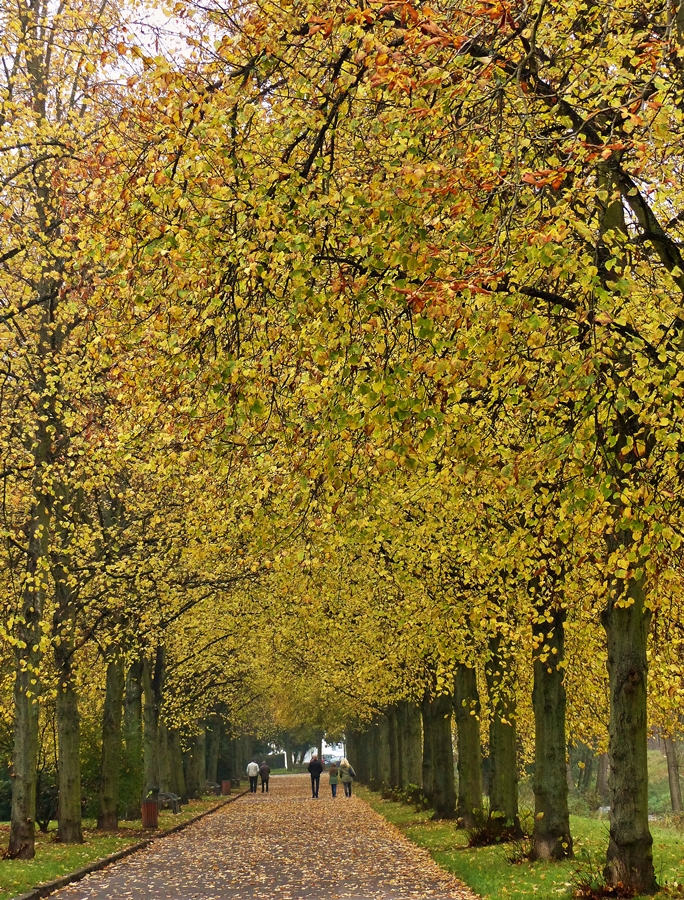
246 759 271 793
307 755 355 799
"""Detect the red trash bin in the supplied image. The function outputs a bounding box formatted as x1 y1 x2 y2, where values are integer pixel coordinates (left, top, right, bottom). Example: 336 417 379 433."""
221 780 232 795
142 799 159 829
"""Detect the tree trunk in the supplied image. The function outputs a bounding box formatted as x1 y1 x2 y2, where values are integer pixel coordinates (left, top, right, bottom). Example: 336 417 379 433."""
121 660 143 819
55 642 83 844
431 693 456 819
159 720 172 793
403 702 423 788
421 692 435 802
485 635 520 834
531 603 572 859
141 654 161 800
601 575 657 894
98 657 124 830
387 706 400 790
664 737 682 814
8 497 50 859
596 753 609 799
454 663 483 828
206 716 221 784
8 650 41 858
184 728 205 798
168 728 187 803
375 715 391 792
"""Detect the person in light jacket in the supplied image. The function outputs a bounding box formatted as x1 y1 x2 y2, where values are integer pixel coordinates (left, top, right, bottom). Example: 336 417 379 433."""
246 760 260 793
339 758 356 797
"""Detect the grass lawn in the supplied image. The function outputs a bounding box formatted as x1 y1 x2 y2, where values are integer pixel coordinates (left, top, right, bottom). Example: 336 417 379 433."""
358 787 684 900
0 797 225 900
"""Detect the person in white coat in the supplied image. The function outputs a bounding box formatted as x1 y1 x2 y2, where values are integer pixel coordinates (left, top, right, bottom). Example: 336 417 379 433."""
246 760 260 793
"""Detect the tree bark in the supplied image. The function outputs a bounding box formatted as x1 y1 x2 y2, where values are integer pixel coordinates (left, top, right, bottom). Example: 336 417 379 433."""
601 575 657 894
98 657 124 830
421 692 435 802
159 720 172 793
596 752 609 799
168 728 187 802
403 702 423 788
531 603 572 859
375 715 391 792
430 693 456 819
141 654 162 800
485 635 520 834
664 736 682 814
454 663 483 828
8 494 50 859
387 706 400 790
206 716 221 784
184 728 205 798
121 660 143 819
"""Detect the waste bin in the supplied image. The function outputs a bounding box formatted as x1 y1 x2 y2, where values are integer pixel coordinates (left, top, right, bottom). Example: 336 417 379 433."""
142 799 159 829
221 780 232 795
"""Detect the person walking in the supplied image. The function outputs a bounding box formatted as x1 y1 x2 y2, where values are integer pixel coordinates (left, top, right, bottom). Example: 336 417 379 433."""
246 759 260 793
308 754 324 798
339 757 356 797
259 760 271 793
328 762 339 799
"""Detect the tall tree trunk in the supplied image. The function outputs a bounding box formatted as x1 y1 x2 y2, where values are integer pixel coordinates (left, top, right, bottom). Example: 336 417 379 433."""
206 716 221 784
454 663 483 828
485 635 520 834
596 753 609 800
159 720 172 793
601 574 657 894
184 728 205 799
403 702 423 788
431 693 456 819
98 657 124 830
8 497 50 859
375 714 391 792
168 728 187 803
664 737 682 814
121 660 143 819
531 601 572 859
141 655 160 800
421 692 435 802
53 552 83 846
387 706 400 790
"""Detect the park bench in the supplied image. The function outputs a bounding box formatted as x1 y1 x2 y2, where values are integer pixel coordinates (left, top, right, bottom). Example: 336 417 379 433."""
158 791 181 814
205 781 221 795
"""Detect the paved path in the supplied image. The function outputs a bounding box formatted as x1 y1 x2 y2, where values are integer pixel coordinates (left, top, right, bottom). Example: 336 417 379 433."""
51 775 476 899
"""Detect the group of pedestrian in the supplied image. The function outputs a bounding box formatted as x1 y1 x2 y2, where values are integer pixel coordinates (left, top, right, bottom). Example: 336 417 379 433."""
308 755 355 799
246 754 356 799
246 759 271 793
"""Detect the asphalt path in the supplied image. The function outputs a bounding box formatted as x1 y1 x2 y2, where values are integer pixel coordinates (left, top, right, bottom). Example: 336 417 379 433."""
50 774 477 899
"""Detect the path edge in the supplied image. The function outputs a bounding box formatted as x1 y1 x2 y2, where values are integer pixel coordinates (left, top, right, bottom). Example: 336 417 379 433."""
12 791 248 900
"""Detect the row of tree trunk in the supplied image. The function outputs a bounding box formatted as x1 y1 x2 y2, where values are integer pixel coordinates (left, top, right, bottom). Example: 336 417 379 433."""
347 592 674 895
10 644 227 858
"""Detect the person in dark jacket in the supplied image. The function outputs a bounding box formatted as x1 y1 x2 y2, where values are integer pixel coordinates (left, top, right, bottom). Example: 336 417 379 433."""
308 755 324 798
259 761 271 793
